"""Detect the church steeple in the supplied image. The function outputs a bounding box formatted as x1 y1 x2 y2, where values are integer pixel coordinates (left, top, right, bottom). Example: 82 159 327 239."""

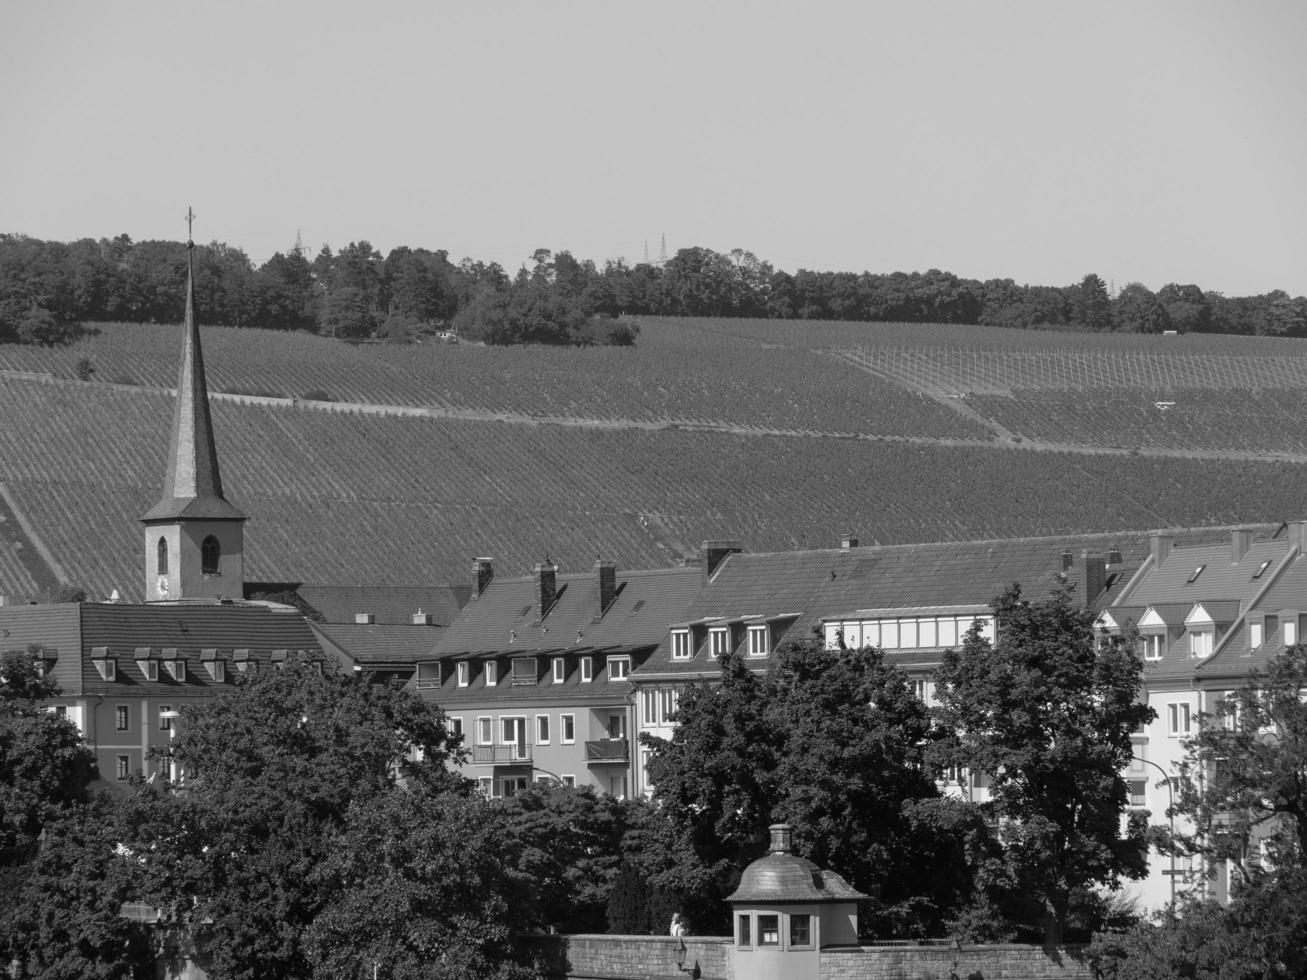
140 210 246 602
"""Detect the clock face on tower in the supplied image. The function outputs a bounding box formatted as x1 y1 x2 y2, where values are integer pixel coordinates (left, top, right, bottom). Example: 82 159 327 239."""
156 575 169 597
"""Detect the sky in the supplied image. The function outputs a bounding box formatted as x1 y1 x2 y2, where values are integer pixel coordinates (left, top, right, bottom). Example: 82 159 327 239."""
2 1 1305 297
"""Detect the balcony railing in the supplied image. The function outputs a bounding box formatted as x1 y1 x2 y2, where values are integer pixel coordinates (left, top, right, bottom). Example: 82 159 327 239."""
472 745 533 765
585 738 629 763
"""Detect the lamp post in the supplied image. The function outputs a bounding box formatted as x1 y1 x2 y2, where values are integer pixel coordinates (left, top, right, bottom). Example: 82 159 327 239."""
1133 754 1176 910
160 709 181 785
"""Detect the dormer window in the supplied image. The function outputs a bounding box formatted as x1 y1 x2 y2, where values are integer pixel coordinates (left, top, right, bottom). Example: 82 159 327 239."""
608 657 630 681
552 656 566 683
164 657 186 682
201 649 225 682
233 649 253 674
580 656 593 683
456 661 469 687
134 649 158 682
91 647 116 682
1139 634 1165 661
747 625 769 657
670 629 691 660
709 627 730 658
485 661 498 687
1190 630 1214 659
157 537 168 575
1250 621 1264 649
201 535 220 575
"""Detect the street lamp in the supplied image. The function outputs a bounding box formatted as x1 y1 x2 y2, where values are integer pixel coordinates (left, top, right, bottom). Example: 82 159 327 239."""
1132 754 1176 910
160 710 182 785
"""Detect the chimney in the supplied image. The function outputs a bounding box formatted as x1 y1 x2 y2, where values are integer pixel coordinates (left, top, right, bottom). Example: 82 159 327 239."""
701 539 743 582
595 560 617 617
1084 552 1107 604
768 823 794 855
1060 548 1074 572
1150 532 1174 567
841 534 858 550
534 560 558 619
1289 522 1307 554
411 610 434 625
473 557 494 598
1107 546 1123 565
1231 529 1253 563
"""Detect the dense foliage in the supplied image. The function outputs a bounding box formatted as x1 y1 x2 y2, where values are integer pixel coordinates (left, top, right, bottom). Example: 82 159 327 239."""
641 640 975 938
930 583 1153 943
2 232 1303 345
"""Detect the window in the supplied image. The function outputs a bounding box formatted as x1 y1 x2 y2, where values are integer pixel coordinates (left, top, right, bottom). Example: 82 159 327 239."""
1128 779 1147 808
609 774 628 799
561 714 576 744
641 688 657 726
159 706 173 731
485 661 498 687
1186 564 1206 584
1253 559 1272 579
115 705 129 731
1287 620 1299 646
607 713 627 740
139 659 158 682
116 755 130 781
201 535 221 575
1251 622 1264 649
205 659 226 682
1191 630 1214 659
1168 702 1192 737
1140 634 1164 661
671 629 691 660
789 913 811 947
658 687 679 723
709 628 729 658
747 625 769 657
166 659 186 681
477 716 493 745
157 536 168 574
94 657 116 682
478 777 493 798
501 717 528 760
608 657 630 681
561 774 576 788
500 776 528 797
53 705 67 719
758 914 780 946
457 661 469 687
738 914 751 947
449 717 463 742
536 714 550 744
580 656 593 683
552 657 565 683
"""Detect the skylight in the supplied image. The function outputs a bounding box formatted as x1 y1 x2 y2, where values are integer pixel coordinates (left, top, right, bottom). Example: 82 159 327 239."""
1252 559 1271 580
1185 564 1206 584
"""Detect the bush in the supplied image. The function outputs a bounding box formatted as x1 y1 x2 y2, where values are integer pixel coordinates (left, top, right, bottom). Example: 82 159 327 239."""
75 358 95 381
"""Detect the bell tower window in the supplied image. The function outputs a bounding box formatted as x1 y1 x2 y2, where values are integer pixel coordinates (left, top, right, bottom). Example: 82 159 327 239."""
157 537 168 575
201 536 221 575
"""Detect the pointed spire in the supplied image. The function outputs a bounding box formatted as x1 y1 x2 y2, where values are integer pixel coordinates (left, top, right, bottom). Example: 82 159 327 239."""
142 233 244 523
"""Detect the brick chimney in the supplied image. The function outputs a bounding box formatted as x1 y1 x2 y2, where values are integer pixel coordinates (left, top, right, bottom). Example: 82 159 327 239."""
701 539 743 583
534 560 558 620
595 559 617 617
1083 552 1107 604
1150 532 1174 567
1231 528 1253 563
769 823 794 855
473 557 494 598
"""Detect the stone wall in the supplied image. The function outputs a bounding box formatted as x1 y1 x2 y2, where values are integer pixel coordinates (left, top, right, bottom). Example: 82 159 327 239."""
519 935 1094 980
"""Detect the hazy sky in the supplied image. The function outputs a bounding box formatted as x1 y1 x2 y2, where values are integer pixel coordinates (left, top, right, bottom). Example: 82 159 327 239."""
3 1 1304 296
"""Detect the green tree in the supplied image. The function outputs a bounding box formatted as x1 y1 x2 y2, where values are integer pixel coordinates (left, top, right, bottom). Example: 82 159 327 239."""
1174 646 1307 877
1112 282 1172 333
116 655 488 980
930 583 1153 943
642 640 962 936
1074 273 1113 330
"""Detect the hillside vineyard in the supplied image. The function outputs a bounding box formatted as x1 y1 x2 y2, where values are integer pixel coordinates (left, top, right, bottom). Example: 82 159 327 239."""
2 316 1307 601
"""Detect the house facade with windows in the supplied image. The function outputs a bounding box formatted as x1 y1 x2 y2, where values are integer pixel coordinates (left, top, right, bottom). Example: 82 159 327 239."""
631 531 1159 798
1099 522 1307 911
412 556 701 798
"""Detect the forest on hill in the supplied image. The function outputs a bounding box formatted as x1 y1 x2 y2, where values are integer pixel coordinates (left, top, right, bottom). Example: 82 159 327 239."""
2 232 1305 346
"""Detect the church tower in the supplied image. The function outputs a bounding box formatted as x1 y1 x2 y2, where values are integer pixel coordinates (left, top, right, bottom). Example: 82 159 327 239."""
140 215 246 602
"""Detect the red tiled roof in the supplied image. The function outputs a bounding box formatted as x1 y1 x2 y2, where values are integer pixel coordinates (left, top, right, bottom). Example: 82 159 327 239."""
295 584 469 625
310 622 442 664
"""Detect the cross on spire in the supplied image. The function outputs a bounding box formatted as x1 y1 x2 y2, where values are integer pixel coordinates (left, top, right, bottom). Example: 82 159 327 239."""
185 206 196 249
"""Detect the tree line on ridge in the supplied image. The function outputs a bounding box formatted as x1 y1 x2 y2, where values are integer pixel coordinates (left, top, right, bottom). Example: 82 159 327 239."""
1 232 1305 347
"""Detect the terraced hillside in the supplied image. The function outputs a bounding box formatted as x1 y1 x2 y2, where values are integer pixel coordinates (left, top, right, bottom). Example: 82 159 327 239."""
2 317 1305 602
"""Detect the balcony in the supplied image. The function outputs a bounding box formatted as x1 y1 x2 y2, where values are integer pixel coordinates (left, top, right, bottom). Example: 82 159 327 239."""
472 745 532 765
585 738 629 763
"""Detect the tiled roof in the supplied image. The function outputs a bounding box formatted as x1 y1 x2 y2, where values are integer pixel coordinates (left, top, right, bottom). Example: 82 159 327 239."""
309 622 442 664
1119 539 1289 605
640 530 1179 677
418 647 648 707
433 566 701 656
294 585 469 625
79 602 324 652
